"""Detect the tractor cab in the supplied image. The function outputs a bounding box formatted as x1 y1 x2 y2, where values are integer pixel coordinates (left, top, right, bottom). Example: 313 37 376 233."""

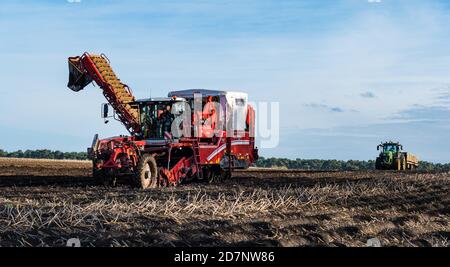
377 142 403 154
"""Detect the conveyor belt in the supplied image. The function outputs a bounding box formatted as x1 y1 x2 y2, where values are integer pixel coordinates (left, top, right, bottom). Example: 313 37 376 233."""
67 53 140 134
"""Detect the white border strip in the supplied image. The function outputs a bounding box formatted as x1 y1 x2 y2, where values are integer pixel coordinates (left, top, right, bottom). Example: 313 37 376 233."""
206 140 250 161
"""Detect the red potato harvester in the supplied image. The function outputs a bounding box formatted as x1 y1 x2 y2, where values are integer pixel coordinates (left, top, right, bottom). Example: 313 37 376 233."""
67 53 258 189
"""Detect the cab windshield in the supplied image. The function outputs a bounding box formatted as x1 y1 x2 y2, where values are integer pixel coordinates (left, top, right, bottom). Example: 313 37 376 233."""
383 145 398 152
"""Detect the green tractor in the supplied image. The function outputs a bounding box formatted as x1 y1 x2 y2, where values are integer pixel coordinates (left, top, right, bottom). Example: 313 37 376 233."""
375 141 419 171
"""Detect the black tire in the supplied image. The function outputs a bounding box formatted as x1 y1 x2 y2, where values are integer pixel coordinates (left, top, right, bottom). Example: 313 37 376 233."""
93 161 106 186
107 176 118 187
218 169 231 181
94 170 117 187
203 167 215 184
93 160 117 187
93 169 105 185
223 170 232 180
375 158 382 170
211 166 231 183
134 155 158 189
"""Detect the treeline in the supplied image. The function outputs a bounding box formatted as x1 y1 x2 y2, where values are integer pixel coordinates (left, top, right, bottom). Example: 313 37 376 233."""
0 149 87 160
1 149 449 171
416 161 450 172
254 157 375 171
254 157 450 172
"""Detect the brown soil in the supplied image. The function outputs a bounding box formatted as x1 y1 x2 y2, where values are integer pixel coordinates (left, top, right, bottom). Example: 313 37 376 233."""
0 158 448 247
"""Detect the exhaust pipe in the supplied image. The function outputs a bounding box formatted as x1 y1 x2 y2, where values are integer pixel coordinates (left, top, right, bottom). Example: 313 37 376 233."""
87 134 100 160
67 56 93 92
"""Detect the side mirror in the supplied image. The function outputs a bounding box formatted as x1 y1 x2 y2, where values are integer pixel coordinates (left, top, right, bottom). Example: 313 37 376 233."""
102 103 110 118
101 103 113 124
377 146 379 151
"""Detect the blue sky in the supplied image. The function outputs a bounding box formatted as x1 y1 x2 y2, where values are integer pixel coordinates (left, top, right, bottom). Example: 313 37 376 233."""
1 0 450 162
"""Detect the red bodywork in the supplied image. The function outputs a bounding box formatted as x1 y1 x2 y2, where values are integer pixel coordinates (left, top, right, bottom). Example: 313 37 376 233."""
69 53 258 186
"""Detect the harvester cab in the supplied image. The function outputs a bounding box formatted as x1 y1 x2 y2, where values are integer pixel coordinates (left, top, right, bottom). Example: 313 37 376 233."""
134 97 188 140
375 141 418 171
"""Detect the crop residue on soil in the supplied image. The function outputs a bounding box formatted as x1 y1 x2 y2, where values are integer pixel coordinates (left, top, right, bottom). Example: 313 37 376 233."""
0 158 449 247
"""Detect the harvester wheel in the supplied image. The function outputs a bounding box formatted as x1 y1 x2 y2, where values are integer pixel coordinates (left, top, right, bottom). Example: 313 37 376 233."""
93 163 113 187
106 176 118 187
134 155 158 189
218 169 232 181
210 167 230 183
93 169 105 185
203 167 215 184
93 171 117 187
